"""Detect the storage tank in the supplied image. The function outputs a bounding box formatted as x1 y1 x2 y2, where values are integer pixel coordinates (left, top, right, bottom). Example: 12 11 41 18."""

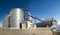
24 11 29 21
45 18 51 21
3 15 10 28
23 8 32 21
10 8 24 29
23 8 30 21
29 13 32 22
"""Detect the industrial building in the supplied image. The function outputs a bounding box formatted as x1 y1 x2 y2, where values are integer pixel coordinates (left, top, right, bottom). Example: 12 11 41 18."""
2 8 58 29
36 18 58 27
3 8 36 29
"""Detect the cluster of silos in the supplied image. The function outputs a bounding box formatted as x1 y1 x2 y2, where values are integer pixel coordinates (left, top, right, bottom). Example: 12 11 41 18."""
3 8 32 29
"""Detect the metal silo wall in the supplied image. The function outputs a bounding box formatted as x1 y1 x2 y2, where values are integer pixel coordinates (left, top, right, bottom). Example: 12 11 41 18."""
10 8 24 29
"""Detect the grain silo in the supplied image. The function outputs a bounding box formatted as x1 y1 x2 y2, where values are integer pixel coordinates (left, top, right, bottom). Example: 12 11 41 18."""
10 8 24 29
3 8 36 29
3 15 10 28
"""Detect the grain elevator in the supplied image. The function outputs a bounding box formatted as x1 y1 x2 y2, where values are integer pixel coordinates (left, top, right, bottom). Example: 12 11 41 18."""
3 8 36 29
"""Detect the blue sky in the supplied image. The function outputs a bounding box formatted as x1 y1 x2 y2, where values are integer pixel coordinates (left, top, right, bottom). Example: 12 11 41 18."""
0 0 60 26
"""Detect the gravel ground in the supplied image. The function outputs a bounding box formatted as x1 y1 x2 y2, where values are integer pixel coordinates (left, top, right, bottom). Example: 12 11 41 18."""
0 27 52 35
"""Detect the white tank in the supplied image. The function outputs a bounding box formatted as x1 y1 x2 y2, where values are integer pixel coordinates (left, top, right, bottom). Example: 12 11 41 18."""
10 8 24 29
24 11 32 21
29 13 32 22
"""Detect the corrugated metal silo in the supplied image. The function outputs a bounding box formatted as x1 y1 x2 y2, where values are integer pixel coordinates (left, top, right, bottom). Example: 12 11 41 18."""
10 8 24 29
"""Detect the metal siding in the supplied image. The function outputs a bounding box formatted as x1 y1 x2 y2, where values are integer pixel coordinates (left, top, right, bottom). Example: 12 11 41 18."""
10 8 24 29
